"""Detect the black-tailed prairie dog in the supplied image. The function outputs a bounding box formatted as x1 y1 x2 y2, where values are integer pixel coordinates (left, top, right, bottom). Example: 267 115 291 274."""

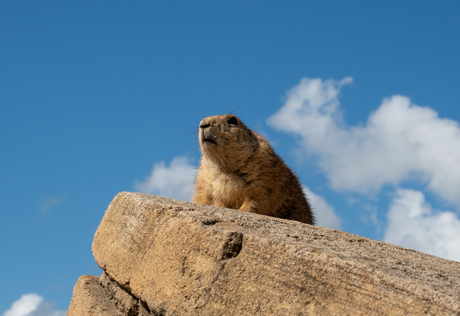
193 114 314 225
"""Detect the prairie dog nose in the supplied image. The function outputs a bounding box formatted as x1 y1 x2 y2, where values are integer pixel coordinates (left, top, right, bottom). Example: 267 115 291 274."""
199 118 212 129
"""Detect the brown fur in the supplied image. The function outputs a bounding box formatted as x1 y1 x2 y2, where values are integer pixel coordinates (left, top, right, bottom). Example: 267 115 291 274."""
193 114 314 225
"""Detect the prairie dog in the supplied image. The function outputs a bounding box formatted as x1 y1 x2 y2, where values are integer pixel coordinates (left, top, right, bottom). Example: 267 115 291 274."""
193 114 314 225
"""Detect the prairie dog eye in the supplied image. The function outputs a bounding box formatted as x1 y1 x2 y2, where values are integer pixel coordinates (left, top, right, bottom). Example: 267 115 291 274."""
228 117 238 125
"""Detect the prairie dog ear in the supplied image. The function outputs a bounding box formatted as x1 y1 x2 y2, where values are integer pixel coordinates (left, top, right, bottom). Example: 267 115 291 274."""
227 116 238 125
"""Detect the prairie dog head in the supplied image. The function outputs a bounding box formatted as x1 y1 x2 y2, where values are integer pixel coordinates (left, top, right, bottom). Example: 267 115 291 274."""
198 114 259 169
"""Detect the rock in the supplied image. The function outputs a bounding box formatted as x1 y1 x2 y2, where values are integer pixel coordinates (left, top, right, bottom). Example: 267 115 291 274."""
67 275 123 316
69 192 460 315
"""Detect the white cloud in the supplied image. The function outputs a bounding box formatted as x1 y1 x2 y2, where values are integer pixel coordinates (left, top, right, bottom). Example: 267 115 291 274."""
3 294 42 316
384 189 460 262
134 156 196 202
302 186 340 229
3 294 66 316
267 77 460 207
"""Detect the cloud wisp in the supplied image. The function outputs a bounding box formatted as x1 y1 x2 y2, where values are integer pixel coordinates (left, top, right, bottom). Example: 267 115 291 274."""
267 77 460 207
39 196 65 214
134 156 197 202
3 294 66 316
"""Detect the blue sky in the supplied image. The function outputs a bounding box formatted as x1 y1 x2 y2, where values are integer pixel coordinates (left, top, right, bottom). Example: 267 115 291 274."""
2 1 460 314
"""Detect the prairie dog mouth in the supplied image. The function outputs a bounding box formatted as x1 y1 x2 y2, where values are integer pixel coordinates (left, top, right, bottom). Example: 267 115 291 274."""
201 136 217 145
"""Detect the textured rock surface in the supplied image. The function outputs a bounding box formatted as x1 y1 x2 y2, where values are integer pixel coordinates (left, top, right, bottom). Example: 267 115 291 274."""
70 192 460 315
67 275 123 316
